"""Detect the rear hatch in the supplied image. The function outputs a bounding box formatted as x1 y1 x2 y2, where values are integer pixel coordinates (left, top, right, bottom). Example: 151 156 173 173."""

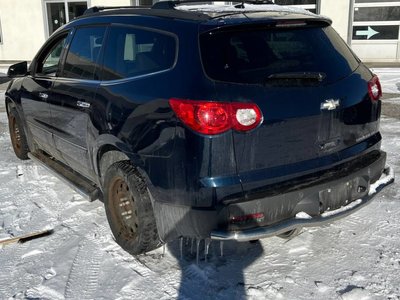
200 19 382 199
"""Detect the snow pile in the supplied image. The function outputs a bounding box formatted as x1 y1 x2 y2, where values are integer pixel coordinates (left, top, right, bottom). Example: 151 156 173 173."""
177 3 315 16
295 212 312 219
321 199 362 218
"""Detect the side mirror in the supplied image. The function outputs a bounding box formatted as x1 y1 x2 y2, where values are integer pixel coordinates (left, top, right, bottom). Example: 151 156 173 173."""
7 61 28 77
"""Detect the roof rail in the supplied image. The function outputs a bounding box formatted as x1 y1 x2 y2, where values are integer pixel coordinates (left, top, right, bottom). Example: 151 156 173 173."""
83 6 150 15
152 0 274 10
84 1 275 14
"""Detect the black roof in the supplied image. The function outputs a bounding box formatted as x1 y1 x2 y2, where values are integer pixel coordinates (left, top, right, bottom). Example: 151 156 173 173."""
80 1 331 24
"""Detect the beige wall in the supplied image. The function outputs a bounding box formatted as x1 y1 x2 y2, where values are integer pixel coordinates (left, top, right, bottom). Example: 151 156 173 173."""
0 0 46 61
319 0 351 42
0 0 133 62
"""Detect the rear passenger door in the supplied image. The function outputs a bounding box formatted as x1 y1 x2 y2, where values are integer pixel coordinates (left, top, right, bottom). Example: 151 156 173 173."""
95 25 177 156
50 26 106 180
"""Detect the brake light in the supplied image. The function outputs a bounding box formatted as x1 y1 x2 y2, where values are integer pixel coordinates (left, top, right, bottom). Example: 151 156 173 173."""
169 98 262 135
368 75 382 101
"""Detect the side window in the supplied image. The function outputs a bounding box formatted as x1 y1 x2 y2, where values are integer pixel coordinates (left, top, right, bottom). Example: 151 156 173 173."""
102 26 176 81
36 35 67 76
63 26 106 80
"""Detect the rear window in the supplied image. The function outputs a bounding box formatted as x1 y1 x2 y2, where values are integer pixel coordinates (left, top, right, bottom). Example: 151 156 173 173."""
200 25 359 85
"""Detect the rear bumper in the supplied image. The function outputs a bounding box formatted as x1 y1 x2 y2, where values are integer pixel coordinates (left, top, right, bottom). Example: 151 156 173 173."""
211 166 394 241
153 150 394 242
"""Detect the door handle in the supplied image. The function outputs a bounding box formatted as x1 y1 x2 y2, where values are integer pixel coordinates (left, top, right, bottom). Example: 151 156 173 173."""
38 92 49 99
76 100 91 108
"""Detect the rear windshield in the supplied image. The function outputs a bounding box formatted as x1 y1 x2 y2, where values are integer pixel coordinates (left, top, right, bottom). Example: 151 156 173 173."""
200 25 359 85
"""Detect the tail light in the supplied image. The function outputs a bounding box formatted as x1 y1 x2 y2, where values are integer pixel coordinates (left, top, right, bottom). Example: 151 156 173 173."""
368 75 382 102
169 98 262 135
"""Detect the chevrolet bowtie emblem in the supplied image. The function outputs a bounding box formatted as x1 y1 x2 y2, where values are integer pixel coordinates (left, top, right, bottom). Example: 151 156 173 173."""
321 99 340 111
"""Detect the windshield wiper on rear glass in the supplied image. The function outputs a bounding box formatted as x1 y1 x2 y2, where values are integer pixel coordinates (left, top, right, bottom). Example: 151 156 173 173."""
266 72 326 82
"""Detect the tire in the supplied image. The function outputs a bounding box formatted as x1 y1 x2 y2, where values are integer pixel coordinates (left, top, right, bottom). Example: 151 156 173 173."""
278 228 302 239
8 108 29 160
103 161 161 255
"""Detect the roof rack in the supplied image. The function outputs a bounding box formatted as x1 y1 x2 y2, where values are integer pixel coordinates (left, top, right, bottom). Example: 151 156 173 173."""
84 0 275 15
83 5 150 15
152 0 274 10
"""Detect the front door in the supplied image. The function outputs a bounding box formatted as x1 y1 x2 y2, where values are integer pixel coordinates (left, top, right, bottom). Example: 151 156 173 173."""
20 33 68 156
50 26 106 180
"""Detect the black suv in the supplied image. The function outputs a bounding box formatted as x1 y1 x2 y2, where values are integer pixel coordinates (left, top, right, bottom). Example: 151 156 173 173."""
5 1 393 255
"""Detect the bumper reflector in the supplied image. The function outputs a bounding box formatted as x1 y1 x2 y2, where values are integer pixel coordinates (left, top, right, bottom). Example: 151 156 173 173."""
230 212 265 225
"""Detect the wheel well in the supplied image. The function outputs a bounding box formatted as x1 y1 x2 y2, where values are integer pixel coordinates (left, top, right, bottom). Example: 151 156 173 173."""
98 146 130 186
5 98 13 116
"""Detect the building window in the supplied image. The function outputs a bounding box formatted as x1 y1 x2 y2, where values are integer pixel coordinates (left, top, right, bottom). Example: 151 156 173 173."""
274 0 319 14
44 1 88 36
352 1 400 41
350 0 400 61
132 0 154 6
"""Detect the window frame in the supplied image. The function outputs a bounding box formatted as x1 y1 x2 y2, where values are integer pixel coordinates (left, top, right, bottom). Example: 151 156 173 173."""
351 1 400 42
0 18 3 45
99 24 179 84
32 30 71 78
59 25 107 81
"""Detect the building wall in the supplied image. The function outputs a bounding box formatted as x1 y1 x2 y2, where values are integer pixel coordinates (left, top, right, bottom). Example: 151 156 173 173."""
0 0 399 63
319 0 351 42
0 0 46 61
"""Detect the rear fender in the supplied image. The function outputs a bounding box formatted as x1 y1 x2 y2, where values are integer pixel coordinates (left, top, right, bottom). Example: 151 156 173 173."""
93 134 145 187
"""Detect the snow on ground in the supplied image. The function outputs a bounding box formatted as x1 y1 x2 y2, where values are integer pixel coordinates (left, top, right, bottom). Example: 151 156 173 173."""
372 68 400 95
0 94 399 299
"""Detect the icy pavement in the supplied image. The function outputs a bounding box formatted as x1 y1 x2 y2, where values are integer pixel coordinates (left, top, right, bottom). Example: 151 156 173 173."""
372 68 400 95
0 101 399 300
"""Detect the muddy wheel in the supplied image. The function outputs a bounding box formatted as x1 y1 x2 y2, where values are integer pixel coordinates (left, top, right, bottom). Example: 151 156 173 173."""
103 161 161 255
278 228 302 239
8 108 29 160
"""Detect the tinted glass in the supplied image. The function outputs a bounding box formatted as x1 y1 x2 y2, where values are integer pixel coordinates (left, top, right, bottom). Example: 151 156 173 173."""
36 35 67 76
102 26 176 81
63 26 106 80
354 7 400 21
200 26 359 85
353 25 399 40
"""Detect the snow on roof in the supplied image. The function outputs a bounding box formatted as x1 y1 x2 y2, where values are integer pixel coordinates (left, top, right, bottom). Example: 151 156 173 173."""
176 3 316 16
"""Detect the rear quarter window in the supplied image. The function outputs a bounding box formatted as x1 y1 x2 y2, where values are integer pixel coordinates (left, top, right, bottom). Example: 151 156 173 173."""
200 25 359 85
102 26 177 81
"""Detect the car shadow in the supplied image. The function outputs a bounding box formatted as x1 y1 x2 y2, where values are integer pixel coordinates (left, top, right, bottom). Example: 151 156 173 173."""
166 236 264 299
